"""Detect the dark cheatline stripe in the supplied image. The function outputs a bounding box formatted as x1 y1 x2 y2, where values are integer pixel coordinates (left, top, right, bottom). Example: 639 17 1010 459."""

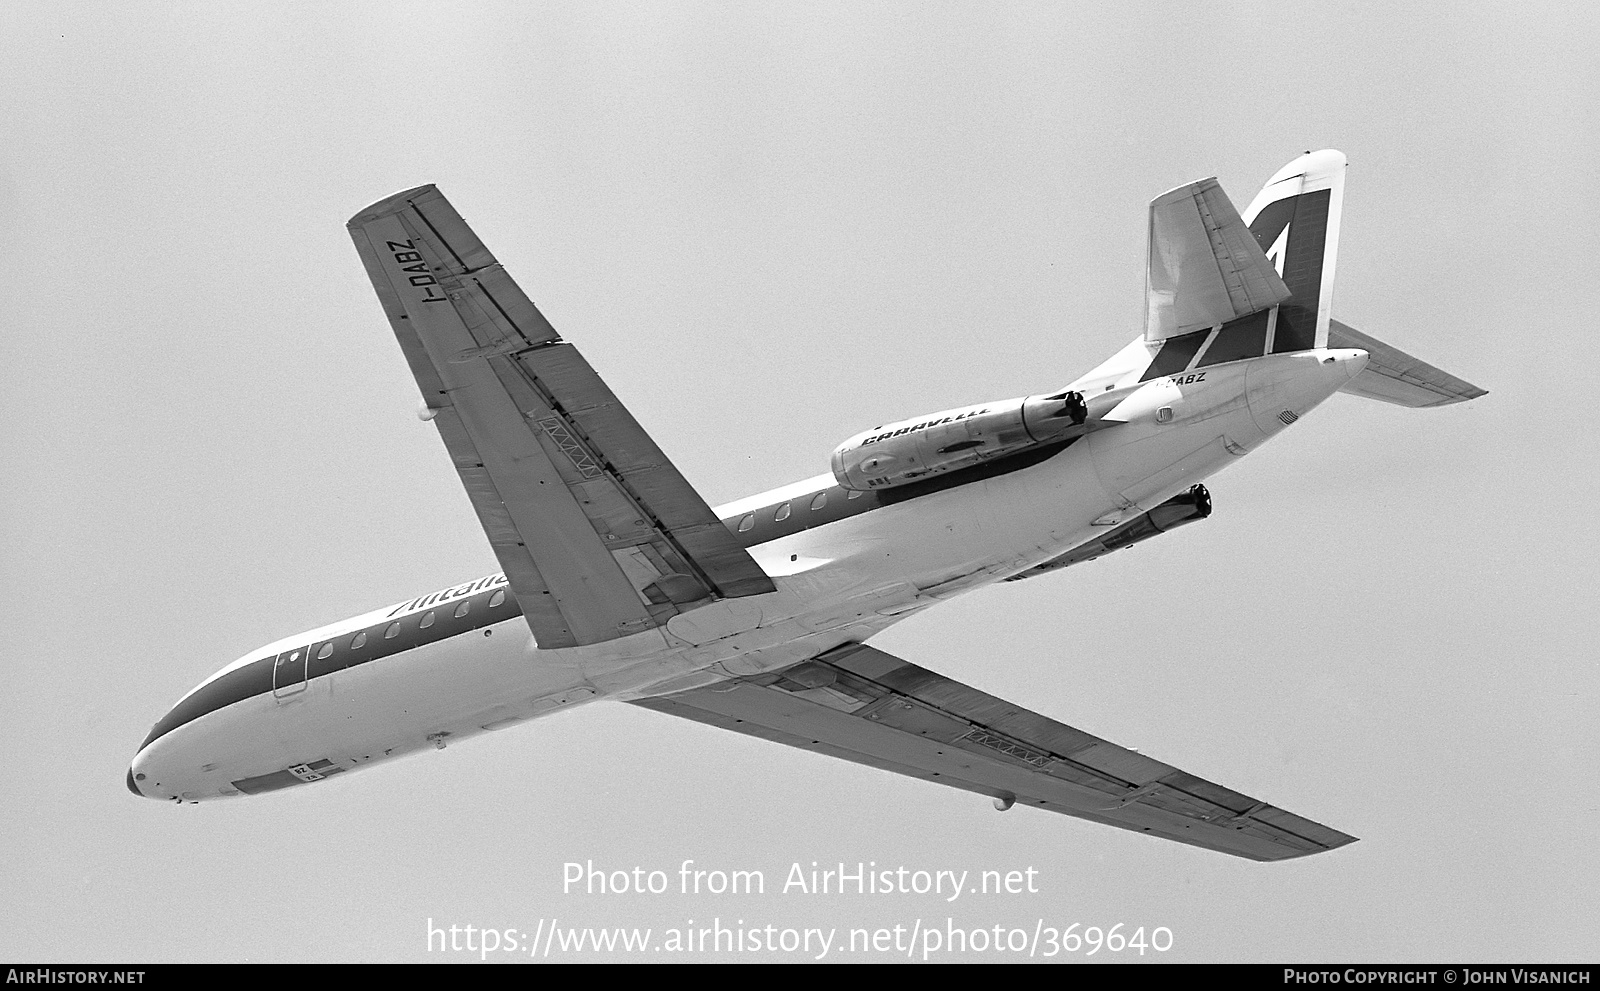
126 767 142 796
878 439 1076 505
720 438 1079 549
140 437 1081 755
1140 329 1211 383
137 583 524 753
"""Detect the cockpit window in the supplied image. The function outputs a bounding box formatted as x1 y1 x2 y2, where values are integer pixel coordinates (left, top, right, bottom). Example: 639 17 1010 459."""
489 590 506 608
351 631 367 649
316 643 333 660
384 622 400 639
420 611 436 629
454 601 470 618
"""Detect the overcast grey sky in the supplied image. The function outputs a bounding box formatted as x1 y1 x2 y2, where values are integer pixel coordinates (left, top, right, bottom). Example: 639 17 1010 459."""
3 1 1596 963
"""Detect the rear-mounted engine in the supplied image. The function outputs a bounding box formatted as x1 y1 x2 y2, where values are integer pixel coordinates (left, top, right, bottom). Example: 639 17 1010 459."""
1004 484 1213 580
831 391 1089 491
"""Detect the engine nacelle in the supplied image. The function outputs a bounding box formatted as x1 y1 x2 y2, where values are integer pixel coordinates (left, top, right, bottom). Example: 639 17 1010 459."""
831 391 1087 491
1004 484 1213 580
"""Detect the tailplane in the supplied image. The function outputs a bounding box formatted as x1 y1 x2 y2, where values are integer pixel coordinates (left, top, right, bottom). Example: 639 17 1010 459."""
1247 156 1485 407
1327 319 1487 407
1110 152 1486 407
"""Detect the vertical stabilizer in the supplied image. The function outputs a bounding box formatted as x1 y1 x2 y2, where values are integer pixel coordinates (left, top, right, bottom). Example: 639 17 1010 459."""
1144 179 1291 342
1136 150 1348 384
1240 149 1346 352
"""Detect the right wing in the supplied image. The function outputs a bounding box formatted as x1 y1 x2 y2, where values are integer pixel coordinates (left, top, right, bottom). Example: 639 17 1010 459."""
1145 178 1292 342
632 643 1356 861
348 185 774 648
1329 319 1488 407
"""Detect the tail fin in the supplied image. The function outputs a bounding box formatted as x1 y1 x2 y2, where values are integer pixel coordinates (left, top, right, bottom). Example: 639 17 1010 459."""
1240 149 1346 352
1136 151 1346 383
1127 153 1487 406
1144 178 1291 342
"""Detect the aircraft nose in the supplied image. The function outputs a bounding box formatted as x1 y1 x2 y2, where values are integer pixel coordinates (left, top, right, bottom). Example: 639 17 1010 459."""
127 759 163 800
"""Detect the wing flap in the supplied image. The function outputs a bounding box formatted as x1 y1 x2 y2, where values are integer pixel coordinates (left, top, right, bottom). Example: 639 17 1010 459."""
1146 178 1293 342
348 186 774 647
632 643 1355 861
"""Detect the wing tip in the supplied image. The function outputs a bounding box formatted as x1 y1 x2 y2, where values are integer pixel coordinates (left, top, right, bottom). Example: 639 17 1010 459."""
1300 831 1361 860
1430 385 1489 406
347 184 441 228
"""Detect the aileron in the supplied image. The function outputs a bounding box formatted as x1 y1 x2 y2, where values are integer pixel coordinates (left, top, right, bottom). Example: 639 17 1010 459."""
347 186 774 648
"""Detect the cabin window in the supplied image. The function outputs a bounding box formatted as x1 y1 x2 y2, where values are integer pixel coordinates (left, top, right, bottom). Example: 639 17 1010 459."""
420 611 436 629
384 622 400 639
351 631 367 649
454 601 471 618
316 643 333 660
809 492 827 511
489 590 506 608
847 489 864 500
774 502 791 522
737 513 755 532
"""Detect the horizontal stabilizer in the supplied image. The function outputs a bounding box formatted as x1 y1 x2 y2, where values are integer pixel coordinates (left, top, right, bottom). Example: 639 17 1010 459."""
1145 178 1292 342
1329 319 1487 407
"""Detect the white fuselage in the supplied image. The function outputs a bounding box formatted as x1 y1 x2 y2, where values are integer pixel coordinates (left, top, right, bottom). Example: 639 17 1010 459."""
128 347 1367 803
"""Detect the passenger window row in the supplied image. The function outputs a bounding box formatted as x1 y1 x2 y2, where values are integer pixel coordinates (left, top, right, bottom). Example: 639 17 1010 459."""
290 586 516 680
728 486 870 543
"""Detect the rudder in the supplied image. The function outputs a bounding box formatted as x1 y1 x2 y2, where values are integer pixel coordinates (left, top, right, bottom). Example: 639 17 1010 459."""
1240 149 1346 352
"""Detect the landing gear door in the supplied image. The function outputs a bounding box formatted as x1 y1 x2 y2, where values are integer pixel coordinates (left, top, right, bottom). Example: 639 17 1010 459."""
272 645 310 699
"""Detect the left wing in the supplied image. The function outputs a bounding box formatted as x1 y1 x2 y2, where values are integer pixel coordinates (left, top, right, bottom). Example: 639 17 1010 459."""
1145 178 1293 341
348 185 774 648
632 643 1355 861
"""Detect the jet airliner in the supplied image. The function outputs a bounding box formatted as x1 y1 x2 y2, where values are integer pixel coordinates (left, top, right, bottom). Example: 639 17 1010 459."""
128 151 1484 860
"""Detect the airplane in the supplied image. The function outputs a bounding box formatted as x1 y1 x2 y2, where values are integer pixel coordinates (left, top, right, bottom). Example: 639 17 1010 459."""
127 150 1485 861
